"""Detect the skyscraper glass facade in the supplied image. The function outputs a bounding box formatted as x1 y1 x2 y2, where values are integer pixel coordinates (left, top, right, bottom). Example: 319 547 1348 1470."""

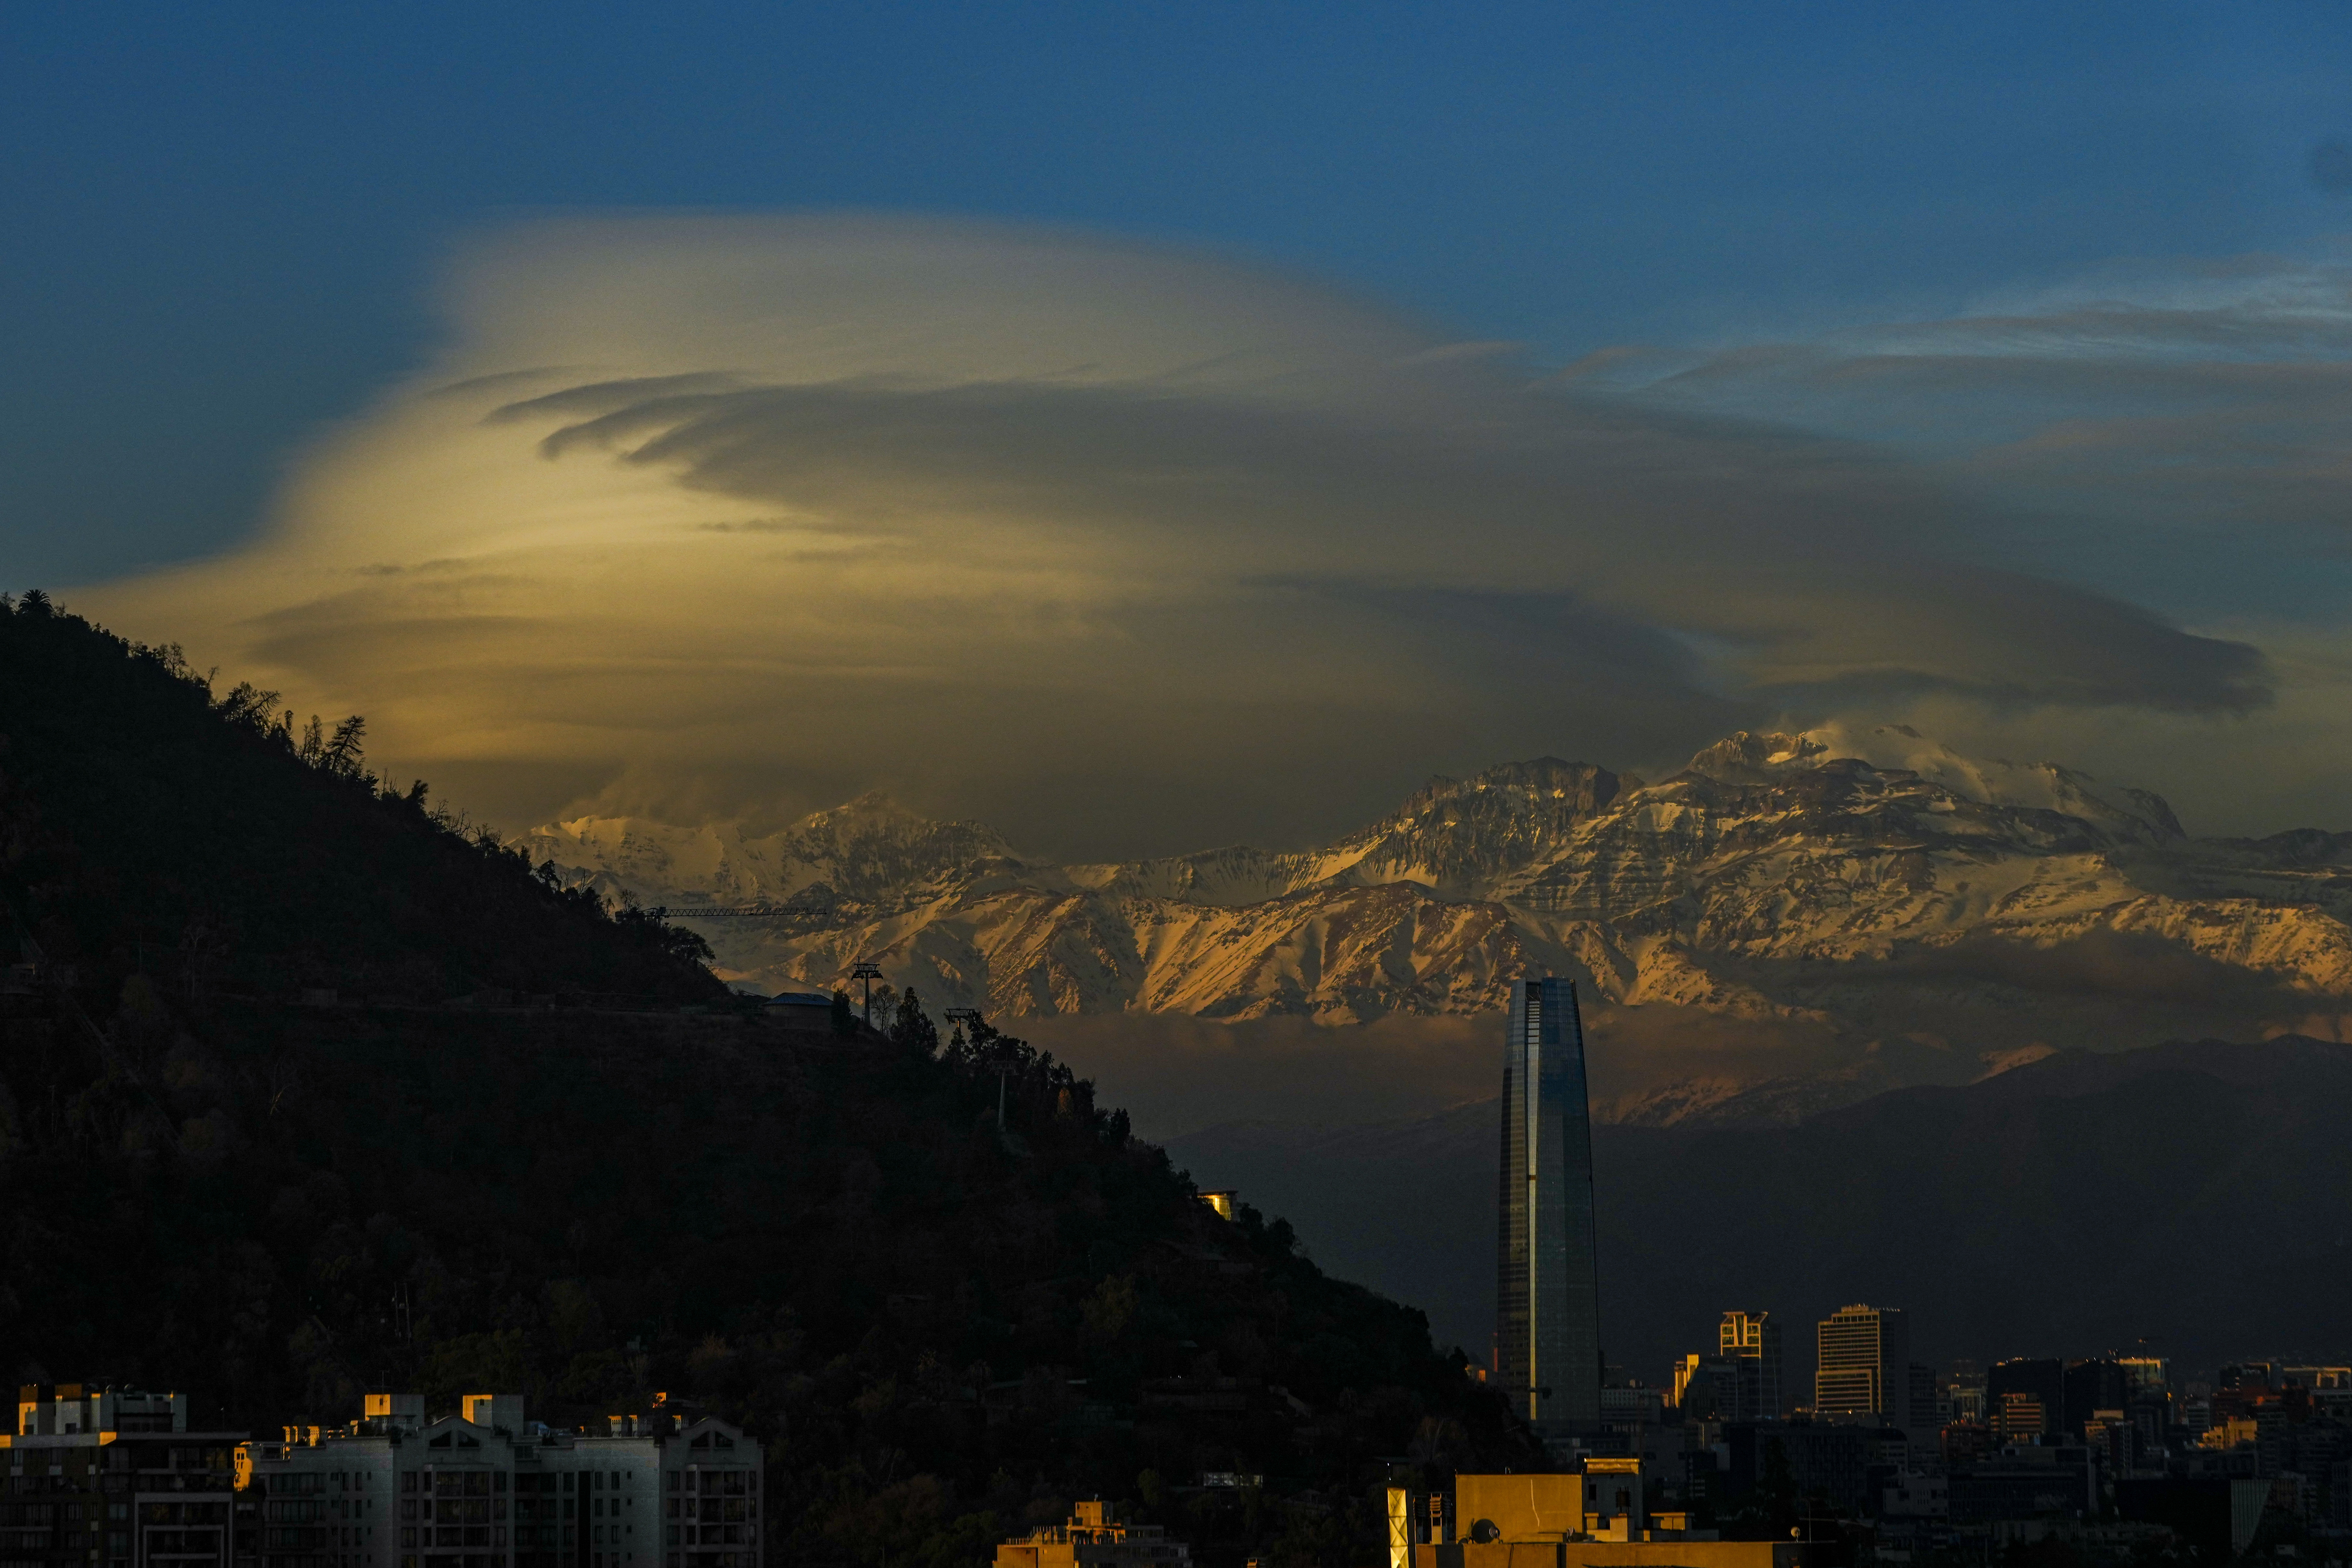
1718 1310 1783 1421
1494 977 1602 1430
1815 1303 1910 1419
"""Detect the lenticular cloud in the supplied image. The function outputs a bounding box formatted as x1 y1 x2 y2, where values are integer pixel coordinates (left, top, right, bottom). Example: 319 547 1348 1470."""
75 214 2268 854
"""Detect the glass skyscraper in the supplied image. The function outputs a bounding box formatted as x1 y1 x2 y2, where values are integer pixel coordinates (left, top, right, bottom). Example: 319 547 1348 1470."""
1494 977 1602 1431
1719 1310 1784 1420
1815 1303 1911 1420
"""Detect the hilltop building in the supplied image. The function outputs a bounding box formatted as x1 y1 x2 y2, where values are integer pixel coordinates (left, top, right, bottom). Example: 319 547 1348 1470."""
238 1393 760 1568
1494 977 1603 1433
6 1383 244 1568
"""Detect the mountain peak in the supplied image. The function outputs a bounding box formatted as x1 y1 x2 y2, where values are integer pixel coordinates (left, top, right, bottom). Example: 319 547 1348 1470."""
1675 722 2184 841
796 787 930 831
1392 756 1626 817
1680 730 1828 785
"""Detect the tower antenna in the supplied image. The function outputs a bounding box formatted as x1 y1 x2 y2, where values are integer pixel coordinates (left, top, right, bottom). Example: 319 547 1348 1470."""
849 961 883 1027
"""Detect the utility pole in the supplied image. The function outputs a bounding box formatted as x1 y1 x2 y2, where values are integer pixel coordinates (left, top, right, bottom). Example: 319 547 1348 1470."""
849 961 882 1027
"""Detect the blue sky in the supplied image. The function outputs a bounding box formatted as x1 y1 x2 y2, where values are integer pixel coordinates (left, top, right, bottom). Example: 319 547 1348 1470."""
15 4 2352 847
11 2 2352 583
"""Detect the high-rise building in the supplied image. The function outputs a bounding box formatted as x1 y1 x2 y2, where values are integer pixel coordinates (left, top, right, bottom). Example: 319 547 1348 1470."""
2117 1356 2172 1449
2117 1356 2170 1400
2064 1359 2128 1438
1672 1354 1740 1420
1814 1305 1909 1421
1718 1311 1783 1420
1987 1358 2065 1442
1494 977 1603 1431
1905 1363 1940 1431
1947 1360 1987 1424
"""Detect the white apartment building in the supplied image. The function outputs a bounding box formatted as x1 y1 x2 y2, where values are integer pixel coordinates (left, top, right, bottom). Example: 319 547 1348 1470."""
6 1383 242 1568
236 1396 759 1568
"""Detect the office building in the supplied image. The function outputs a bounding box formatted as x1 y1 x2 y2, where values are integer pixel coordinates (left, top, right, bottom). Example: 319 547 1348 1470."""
1947 1361 1987 1425
1494 977 1603 1432
1718 1425 1898 1516
1904 1363 1940 1432
2118 1357 2169 1400
7 1383 244 1568
238 1393 761 1568
1947 1446 2096 1524
1987 1359 2064 1443
2117 1357 2171 1450
1814 1305 1909 1422
1672 1356 1739 1421
2064 1359 2128 1440
1717 1312 1782 1421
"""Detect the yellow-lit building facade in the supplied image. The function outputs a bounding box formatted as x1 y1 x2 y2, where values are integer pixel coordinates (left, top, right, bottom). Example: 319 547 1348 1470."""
1393 1468 1804 1568
993 1501 1188 1568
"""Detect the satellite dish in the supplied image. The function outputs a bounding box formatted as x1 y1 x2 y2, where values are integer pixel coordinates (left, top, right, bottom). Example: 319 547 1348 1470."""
1469 1520 1501 1544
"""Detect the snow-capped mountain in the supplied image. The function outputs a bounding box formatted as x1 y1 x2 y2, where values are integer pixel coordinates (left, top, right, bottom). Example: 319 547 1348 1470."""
516 725 2352 1048
518 790 1037 911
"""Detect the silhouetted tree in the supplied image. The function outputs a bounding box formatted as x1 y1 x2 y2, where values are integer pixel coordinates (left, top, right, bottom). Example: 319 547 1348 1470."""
889 986 939 1055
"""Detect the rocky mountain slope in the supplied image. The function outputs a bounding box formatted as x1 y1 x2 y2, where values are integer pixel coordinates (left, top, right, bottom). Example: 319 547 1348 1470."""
519 725 2352 1052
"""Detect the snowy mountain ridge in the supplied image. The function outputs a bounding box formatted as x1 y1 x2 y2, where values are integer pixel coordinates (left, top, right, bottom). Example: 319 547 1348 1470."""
515 725 2352 1048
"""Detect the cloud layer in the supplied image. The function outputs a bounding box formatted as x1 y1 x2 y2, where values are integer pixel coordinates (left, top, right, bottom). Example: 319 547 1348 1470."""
74 215 2327 854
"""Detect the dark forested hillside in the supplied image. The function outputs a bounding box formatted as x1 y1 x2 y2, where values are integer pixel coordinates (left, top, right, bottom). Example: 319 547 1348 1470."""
0 592 723 1004
0 594 1533 1568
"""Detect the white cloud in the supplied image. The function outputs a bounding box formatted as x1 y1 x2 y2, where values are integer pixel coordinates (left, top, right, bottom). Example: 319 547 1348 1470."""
73 214 2316 854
